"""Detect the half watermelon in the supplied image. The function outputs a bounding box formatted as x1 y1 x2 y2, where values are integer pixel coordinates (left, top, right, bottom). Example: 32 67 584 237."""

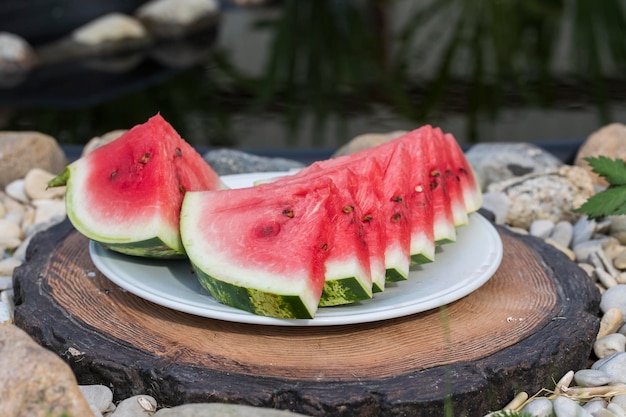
49 114 226 258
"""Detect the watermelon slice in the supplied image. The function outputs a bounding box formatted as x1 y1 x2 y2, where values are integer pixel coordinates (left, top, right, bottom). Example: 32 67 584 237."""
49 114 226 258
181 180 335 319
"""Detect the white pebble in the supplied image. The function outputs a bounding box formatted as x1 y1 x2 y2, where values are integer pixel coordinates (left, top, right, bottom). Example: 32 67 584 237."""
575 369 612 387
0 257 21 276
553 395 593 417
4 179 28 203
583 398 608 414
32 199 66 225
480 191 510 225
521 397 553 417
598 308 625 339
550 220 574 248
598 268 619 289
595 334 626 358
601 285 626 316
545 238 576 261
574 240 604 263
0 218 23 240
611 395 626 413
573 216 597 247
595 408 621 417
592 352 626 384
0 276 12 291
110 395 156 416
0 300 12 323
0 237 21 251
530 219 555 239
24 168 66 200
608 402 626 417
79 385 114 413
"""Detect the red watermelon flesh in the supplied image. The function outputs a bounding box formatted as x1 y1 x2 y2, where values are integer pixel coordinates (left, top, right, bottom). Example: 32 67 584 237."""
270 168 374 306
181 179 335 319
442 132 483 213
428 128 469 227
348 158 387 293
52 114 226 258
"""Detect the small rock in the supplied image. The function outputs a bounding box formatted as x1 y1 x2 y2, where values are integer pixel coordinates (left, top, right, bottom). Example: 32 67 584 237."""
595 408 621 417
578 262 596 279
110 395 156 416
203 149 305 176
575 123 626 187
79 385 114 414
71 13 150 47
0 237 21 250
593 352 626 384
0 300 11 323
574 369 612 387
0 276 12 290
332 131 407 158
615 252 626 271
0 131 66 189
465 142 563 191
598 308 626 339
594 333 626 358
553 395 593 417
136 0 220 38
608 403 626 417
5 179 28 203
530 219 555 239
521 397 553 417
153 403 312 417
0 218 23 240
0 324 94 417
550 221 574 248
601 285 626 316
573 240 604 263
611 395 626 413
0 32 37 74
573 216 598 247
32 199 66 225
486 165 595 229
597 268 620 289
23 168 65 200
584 398 608 414
0 257 21 277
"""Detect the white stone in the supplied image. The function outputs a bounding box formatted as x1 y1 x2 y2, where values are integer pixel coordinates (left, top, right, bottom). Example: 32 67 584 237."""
24 168 65 200
551 220 574 248
136 0 219 27
598 308 626 339
593 352 626 384
574 369 612 387
72 13 149 46
79 385 114 413
111 395 157 416
0 276 12 291
0 257 21 276
601 285 626 316
574 240 605 263
608 402 626 417
595 408 621 417
530 219 555 239
521 397 553 417
4 179 28 203
0 218 22 240
583 398 608 414
553 395 593 417
578 262 596 280
611 394 626 413
595 333 626 358
573 216 598 247
0 300 11 323
598 268 620 289
0 237 21 250
32 199 66 225
545 238 576 261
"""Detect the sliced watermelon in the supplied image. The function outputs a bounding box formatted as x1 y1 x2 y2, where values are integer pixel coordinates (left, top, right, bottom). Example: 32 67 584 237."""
441 132 483 213
181 180 335 319
270 169 373 306
49 114 226 258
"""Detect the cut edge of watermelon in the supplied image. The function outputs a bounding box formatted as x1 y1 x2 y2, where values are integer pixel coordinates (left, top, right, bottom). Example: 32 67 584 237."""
318 257 373 307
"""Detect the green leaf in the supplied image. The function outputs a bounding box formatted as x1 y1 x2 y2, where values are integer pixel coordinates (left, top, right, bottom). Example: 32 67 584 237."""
573 185 626 218
585 156 626 185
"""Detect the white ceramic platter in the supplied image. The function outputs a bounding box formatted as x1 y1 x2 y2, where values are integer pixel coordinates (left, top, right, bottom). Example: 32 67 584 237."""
89 172 503 326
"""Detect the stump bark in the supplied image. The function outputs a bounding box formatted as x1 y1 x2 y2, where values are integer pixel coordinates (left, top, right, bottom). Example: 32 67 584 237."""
13 218 600 417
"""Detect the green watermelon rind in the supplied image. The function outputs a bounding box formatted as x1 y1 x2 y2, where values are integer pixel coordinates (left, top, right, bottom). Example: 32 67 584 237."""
318 258 373 306
194 264 315 319
100 238 185 258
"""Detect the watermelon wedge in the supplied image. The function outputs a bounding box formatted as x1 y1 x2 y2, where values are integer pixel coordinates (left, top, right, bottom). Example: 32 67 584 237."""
181 180 335 319
49 114 226 258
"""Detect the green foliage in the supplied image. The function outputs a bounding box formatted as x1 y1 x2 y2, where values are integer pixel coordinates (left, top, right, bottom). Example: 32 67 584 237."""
574 156 626 218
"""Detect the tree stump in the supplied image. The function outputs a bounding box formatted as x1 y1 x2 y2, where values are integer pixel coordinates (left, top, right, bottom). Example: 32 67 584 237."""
13 217 600 417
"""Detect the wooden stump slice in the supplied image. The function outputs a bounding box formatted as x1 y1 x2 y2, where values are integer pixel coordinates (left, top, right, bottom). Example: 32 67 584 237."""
13 218 600 417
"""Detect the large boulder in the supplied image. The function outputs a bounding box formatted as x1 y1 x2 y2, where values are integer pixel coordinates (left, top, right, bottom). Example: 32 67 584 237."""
575 123 626 187
0 131 66 188
0 324 95 417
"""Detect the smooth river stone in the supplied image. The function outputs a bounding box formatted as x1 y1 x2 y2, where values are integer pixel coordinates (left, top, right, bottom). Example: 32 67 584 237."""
574 369 613 387
553 396 593 417
601 285 626 316
521 397 553 417
593 352 626 384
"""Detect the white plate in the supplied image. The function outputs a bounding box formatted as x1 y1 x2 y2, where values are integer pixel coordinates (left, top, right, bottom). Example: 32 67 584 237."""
89 172 503 326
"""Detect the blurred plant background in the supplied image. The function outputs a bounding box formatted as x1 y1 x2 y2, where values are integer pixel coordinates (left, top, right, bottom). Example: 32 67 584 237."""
1 0 626 151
